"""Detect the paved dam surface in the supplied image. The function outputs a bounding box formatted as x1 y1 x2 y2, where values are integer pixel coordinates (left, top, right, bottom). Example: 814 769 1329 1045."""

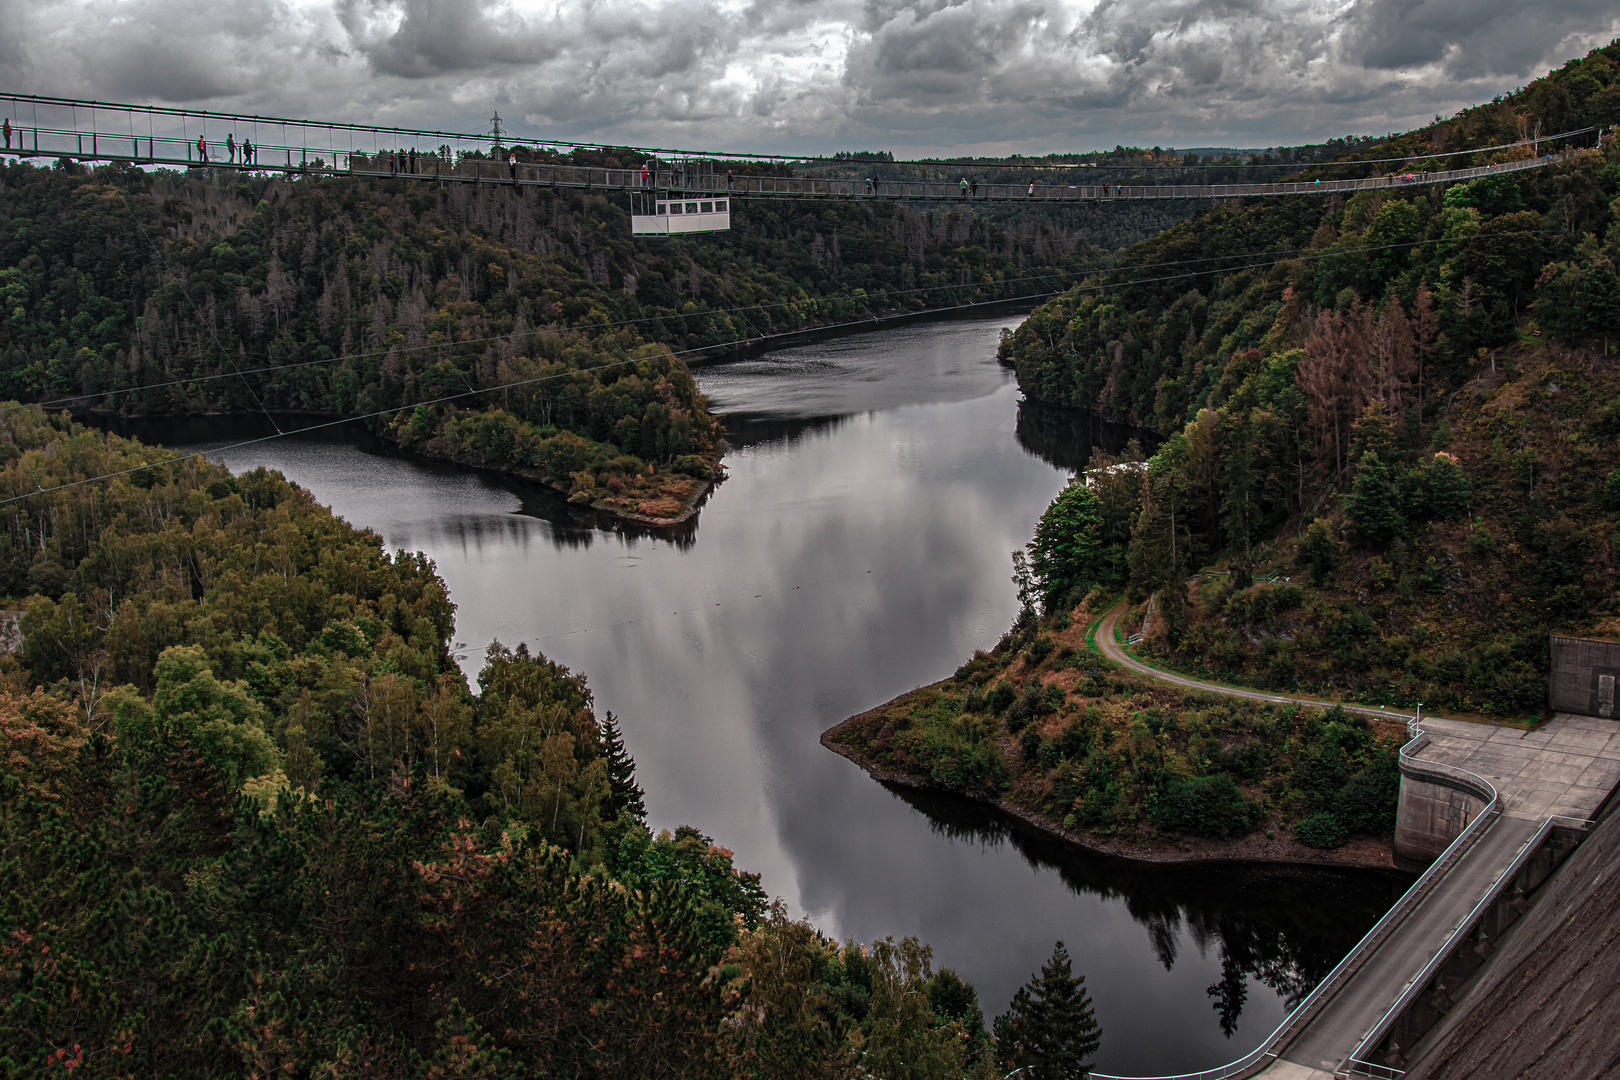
1094 602 1620 1079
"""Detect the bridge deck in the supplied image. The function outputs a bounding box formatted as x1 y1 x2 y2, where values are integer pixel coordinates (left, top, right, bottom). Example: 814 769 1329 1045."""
2 140 1555 204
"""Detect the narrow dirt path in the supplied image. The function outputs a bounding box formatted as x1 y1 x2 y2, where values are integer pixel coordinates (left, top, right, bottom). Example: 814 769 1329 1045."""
1095 601 1422 724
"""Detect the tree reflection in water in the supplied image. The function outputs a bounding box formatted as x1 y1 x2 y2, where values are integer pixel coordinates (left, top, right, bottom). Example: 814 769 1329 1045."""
1014 397 1158 473
886 783 1408 1038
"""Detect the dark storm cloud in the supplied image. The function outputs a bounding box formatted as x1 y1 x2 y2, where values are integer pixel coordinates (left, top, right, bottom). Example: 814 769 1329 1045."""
1341 0 1618 77
0 0 1614 153
335 0 562 77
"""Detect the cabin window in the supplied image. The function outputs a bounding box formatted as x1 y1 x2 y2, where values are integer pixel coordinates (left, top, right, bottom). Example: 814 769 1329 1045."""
685 202 699 214
656 203 667 214
700 201 713 212
668 203 683 214
714 200 726 212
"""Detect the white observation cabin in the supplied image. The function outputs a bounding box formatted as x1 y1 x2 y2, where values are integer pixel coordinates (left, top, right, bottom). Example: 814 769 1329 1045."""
630 158 732 236
632 196 731 236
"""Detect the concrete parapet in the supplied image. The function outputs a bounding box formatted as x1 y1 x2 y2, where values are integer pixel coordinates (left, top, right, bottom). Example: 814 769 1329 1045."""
1395 774 1487 862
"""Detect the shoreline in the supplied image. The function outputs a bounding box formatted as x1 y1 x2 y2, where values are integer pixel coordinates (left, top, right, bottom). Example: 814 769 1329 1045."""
74 407 718 529
66 295 1049 531
821 704 1403 873
398 437 720 527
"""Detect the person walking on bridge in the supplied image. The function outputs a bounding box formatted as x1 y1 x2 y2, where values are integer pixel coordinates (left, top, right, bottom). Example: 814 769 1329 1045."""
1027 178 1035 196
226 133 236 163
242 139 253 167
641 162 650 186
4 118 12 150
960 176 969 198
197 135 207 162
508 151 518 182
970 178 978 197
727 169 734 191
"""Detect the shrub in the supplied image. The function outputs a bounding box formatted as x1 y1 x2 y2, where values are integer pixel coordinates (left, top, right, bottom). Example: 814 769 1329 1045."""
1153 775 1253 838
987 681 1016 714
1466 520 1496 555
1334 753 1400 834
1295 811 1350 848
1604 469 1620 512
672 454 713 479
1299 520 1337 584
1019 726 1041 762
1229 743 1265 780
1005 680 1048 732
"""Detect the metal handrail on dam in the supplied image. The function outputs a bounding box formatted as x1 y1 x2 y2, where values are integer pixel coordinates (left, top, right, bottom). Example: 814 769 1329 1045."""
1089 714 1502 1080
1343 810 1594 1078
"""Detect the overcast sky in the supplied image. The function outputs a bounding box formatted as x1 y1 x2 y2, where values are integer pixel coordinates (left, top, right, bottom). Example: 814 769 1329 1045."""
0 0 1615 157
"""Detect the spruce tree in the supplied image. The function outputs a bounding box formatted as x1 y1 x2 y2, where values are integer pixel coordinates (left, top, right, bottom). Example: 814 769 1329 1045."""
1427 452 1472 520
993 940 1101 1078
601 711 647 823
1346 452 1405 548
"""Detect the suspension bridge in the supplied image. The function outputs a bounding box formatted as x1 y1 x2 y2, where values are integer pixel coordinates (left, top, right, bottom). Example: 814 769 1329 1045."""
0 93 1590 210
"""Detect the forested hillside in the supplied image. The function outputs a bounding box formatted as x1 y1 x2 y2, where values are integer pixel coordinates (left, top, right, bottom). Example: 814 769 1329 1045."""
835 42 1620 858
0 159 1117 519
2 407 1113 1076
996 42 1620 718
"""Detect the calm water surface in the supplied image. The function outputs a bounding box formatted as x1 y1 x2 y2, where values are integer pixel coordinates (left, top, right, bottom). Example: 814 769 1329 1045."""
144 318 1399 1075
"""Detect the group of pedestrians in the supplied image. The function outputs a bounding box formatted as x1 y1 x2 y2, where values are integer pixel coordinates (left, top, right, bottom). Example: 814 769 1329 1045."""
949 176 1037 197
196 134 257 166
389 148 429 174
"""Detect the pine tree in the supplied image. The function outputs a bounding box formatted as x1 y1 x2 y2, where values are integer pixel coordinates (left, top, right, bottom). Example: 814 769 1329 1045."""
601 711 647 823
1346 451 1406 549
993 940 1101 1079
1427 452 1472 520
1578 265 1620 352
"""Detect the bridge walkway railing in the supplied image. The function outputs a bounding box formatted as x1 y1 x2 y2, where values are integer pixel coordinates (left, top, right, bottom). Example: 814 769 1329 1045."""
0 119 1562 203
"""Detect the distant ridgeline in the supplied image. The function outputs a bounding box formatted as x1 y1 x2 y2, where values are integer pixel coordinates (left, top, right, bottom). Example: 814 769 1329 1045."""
997 41 1620 720
0 150 1145 517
